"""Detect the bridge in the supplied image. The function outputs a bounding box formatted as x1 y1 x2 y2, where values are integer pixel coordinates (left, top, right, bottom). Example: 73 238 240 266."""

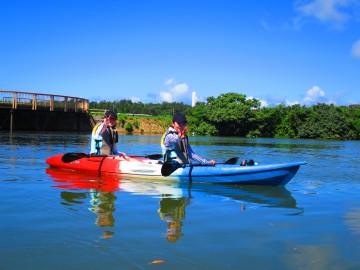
0 90 95 132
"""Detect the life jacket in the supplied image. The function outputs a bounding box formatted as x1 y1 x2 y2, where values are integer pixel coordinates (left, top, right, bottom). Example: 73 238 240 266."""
161 130 191 164
91 123 102 155
91 123 118 155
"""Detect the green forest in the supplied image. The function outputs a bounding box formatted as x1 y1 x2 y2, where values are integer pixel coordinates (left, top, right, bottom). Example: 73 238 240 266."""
90 92 360 140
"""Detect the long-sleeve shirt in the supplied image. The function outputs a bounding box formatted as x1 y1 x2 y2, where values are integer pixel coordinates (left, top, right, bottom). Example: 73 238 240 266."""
163 127 211 164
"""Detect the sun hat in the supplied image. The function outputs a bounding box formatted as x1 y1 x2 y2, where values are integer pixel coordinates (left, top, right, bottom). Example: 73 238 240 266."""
104 110 117 119
172 113 187 124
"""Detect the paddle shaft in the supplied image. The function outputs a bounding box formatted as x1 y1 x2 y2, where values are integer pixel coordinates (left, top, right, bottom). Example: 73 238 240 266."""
161 157 239 177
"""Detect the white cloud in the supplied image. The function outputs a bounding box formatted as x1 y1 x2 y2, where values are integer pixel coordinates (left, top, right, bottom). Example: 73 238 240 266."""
249 86 352 108
351 39 360 58
259 99 269 107
262 1 359 35
159 78 191 103
247 95 268 107
171 83 189 95
165 78 175 85
297 0 349 21
286 100 300 106
302 85 327 105
295 0 358 29
260 19 272 32
130 96 141 103
159 91 173 103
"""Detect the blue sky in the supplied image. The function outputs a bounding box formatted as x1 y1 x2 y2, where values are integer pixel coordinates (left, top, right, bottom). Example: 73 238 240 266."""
1 0 359 107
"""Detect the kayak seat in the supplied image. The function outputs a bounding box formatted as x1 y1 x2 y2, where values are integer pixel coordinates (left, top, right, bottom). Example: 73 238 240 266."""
240 159 255 166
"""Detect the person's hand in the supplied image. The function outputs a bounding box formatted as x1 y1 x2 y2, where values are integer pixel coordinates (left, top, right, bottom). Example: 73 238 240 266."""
103 117 110 126
173 124 180 134
176 126 187 139
179 129 186 139
173 122 187 138
119 152 131 161
209 160 216 166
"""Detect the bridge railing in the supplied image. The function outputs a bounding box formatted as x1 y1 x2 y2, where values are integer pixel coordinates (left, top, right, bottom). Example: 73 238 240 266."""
0 90 89 112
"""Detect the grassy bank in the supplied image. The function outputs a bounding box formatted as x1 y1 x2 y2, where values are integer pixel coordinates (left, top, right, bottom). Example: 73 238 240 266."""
91 113 172 134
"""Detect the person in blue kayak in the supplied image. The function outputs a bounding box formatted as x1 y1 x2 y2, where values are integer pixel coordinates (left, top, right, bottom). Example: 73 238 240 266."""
161 112 216 165
90 110 132 160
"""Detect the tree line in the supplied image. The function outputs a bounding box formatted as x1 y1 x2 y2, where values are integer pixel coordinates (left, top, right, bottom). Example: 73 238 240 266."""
90 92 360 140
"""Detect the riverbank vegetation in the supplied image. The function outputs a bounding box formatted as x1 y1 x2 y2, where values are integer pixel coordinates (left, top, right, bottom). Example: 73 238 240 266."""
90 92 360 140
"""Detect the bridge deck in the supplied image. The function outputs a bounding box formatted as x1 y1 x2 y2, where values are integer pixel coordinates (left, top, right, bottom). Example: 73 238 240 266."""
0 90 94 132
0 90 89 112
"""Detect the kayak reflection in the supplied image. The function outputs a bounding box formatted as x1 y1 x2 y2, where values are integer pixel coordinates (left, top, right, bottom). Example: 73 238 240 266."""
48 168 118 238
47 168 303 241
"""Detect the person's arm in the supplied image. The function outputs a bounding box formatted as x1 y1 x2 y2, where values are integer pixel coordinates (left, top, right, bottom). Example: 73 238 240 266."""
165 131 215 165
187 144 214 164
164 131 182 148
94 122 107 137
112 137 129 159
112 144 121 155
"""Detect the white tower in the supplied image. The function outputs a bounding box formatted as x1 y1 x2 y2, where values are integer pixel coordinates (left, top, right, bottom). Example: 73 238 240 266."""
192 91 197 107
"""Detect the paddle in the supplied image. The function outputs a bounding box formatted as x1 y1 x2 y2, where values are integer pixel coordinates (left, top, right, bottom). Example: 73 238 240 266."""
161 157 240 177
61 153 89 163
61 152 163 163
224 156 239 165
143 153 163 160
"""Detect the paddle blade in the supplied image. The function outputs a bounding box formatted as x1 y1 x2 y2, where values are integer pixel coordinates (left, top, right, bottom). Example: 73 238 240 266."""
224 157 239 165
161 162 182 177
145 154 163 160
61 153 89 163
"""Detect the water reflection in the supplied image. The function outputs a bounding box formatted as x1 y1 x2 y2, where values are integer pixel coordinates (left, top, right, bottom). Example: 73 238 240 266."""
158 196 190 242
1 131 90 147
58 189 116 238
186 183 302 214
60 191 86 208
89 190 116 238
48 168 119 238
46 167 303 241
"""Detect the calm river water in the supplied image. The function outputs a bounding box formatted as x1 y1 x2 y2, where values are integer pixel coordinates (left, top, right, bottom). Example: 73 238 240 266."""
1 132 360 270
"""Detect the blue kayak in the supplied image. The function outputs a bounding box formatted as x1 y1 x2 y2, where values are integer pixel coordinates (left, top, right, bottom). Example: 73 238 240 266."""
160 161 306 185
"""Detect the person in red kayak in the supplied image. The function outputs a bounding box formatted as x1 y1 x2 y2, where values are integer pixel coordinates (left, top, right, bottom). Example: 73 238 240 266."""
161 112 216 165
90 110 132 160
